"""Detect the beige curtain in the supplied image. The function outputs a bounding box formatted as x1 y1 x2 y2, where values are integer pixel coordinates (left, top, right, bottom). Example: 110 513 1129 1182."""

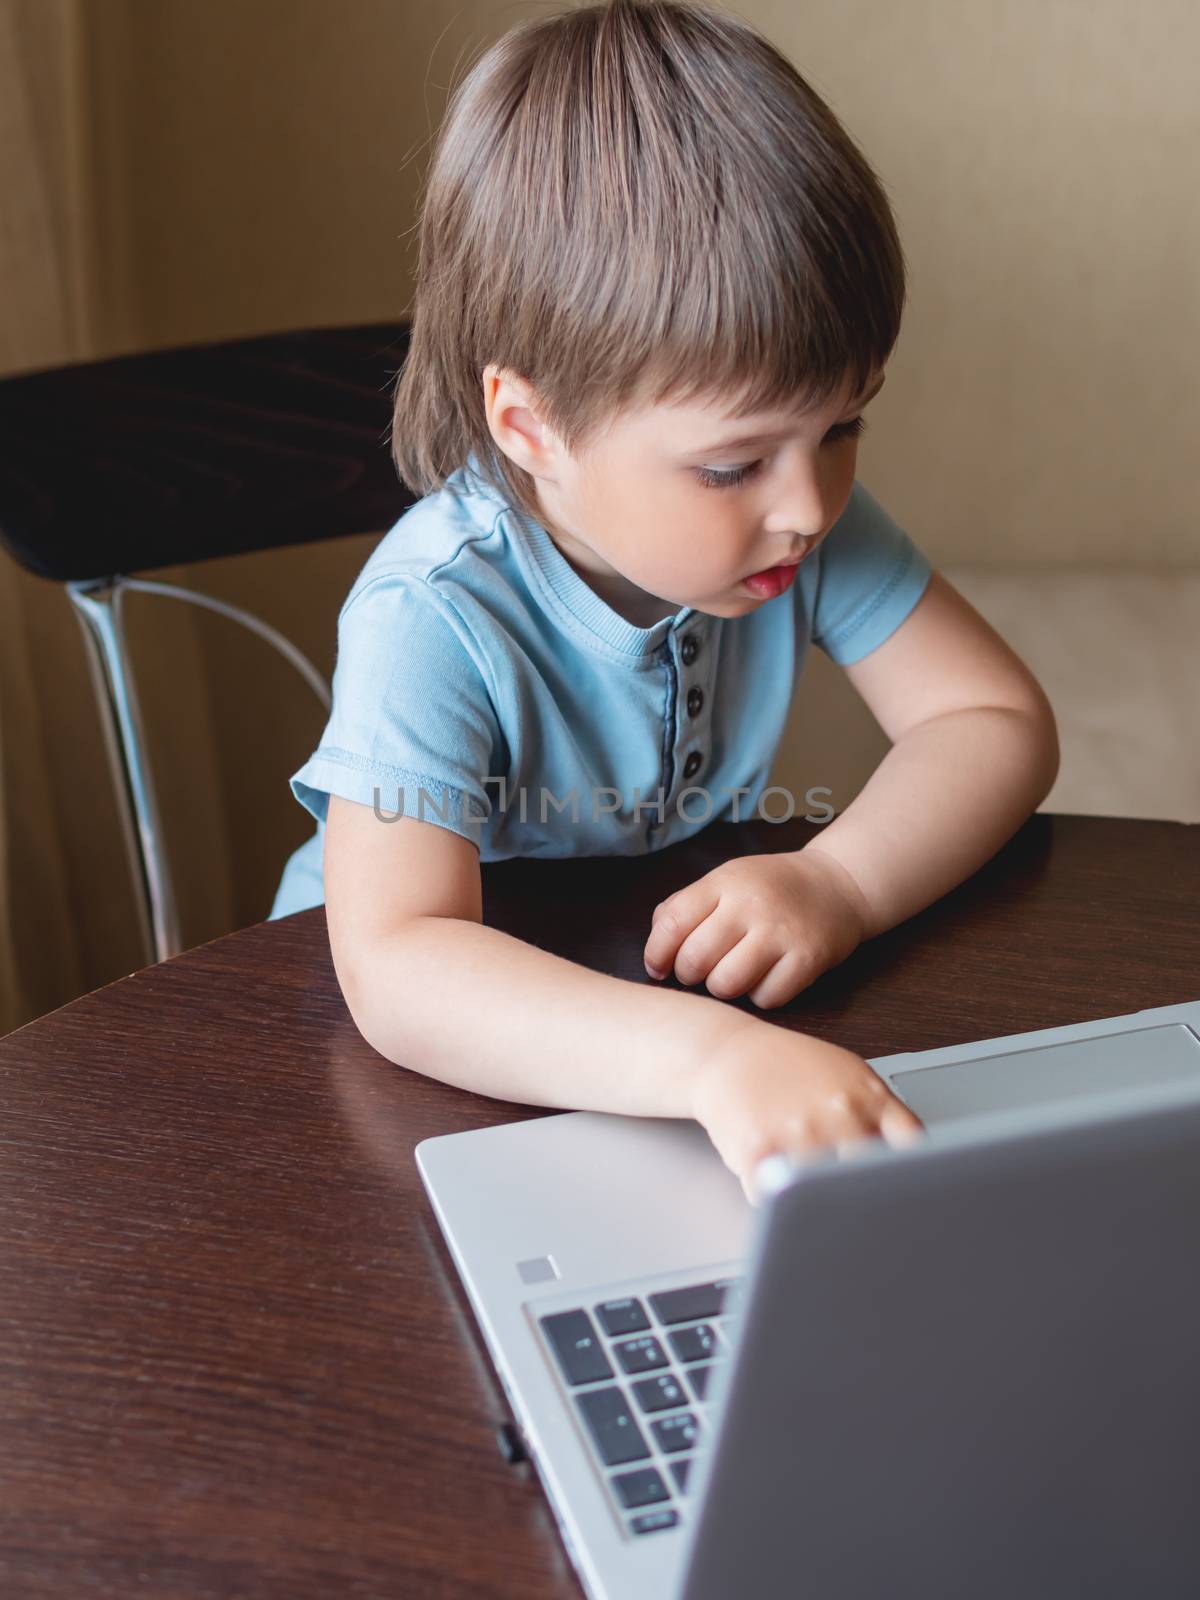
1 0 89 1030
0 0 240 1032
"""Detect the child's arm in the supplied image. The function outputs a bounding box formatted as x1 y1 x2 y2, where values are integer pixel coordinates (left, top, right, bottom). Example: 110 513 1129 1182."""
801 570 1060 934
641 573 1060 1005
324 795 922 1202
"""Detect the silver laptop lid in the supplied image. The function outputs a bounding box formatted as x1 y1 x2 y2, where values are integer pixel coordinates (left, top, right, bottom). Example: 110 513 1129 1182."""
676 1076 1200 1600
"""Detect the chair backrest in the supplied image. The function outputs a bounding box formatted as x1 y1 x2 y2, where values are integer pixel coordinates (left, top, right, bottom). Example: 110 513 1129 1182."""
0 320 416 582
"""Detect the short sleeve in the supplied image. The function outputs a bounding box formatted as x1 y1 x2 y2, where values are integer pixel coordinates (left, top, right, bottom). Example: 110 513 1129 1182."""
288 574 501 846
809 480 933 665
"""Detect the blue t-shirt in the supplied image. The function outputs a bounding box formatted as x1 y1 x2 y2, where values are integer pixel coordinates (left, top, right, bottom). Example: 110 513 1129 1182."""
267 453 932 919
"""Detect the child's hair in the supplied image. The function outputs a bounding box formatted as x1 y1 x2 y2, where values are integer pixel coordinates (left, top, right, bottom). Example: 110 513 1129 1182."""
391 0 906 529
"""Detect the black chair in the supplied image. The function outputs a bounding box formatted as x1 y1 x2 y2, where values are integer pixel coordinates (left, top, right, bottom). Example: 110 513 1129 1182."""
0 319 415 964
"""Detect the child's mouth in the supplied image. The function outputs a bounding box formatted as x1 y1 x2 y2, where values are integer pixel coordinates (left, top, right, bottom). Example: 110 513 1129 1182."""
741 559 801 599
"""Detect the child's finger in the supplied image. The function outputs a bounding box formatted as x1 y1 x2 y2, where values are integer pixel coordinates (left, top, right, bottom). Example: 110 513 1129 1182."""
878 1098 925 1148
706 935 788 1003
644 884 721 975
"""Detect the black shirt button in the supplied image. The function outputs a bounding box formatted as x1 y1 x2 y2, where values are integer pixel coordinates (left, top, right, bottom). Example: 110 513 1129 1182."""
686 687 704 718
683 750 704 780
680 634 699 666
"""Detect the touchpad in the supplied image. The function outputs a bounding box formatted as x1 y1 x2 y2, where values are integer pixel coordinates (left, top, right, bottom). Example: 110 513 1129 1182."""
891 1023 1200 1126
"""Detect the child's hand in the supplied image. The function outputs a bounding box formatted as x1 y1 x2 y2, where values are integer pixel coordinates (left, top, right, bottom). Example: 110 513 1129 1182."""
643 847 870 1008
691 1022 925 1206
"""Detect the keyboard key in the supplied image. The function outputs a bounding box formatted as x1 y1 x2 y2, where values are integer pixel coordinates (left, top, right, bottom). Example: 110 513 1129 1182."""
686 1363 715 1401
613 1334 669 1375
669 1456 694 1494
574 1386 650 1467
649 1412 700 1453
630 1508 679 1535
611 1465 670 1509
649 1281 727 1325
631 1373 689 1413
539 1309 613 1386
595 1297 650 1336
668 1323 721 1364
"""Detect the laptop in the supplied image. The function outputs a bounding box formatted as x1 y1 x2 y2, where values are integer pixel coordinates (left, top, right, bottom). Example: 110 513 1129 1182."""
415 999 1200 1599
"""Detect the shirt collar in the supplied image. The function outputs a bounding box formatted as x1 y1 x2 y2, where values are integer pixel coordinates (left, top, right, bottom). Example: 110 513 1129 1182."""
458 451 696 659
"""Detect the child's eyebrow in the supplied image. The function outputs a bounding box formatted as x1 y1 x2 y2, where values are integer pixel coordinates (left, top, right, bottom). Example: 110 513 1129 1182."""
687 373 887 456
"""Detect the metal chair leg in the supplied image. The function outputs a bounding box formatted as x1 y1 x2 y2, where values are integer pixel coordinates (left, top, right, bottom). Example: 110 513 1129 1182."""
67 577 182 966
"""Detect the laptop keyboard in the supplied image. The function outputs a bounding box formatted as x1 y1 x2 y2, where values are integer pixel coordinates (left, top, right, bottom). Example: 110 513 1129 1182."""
537 1274 744 1538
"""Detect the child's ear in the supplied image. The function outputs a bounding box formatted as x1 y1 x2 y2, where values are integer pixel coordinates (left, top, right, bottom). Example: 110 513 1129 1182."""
484 367 558 475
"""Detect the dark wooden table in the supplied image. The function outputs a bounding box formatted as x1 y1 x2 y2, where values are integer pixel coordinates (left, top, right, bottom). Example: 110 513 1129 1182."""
1 813 1196 1598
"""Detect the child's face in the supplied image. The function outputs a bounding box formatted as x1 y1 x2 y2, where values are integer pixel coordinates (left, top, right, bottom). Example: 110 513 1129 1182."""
484 364 885 627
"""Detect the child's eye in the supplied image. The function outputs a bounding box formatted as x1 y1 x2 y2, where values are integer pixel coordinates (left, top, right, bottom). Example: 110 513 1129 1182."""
695 458 765 491
694 415 868 490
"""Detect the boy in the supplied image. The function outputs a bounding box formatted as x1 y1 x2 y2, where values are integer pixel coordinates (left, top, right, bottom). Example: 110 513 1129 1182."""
270 0 1058 1202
